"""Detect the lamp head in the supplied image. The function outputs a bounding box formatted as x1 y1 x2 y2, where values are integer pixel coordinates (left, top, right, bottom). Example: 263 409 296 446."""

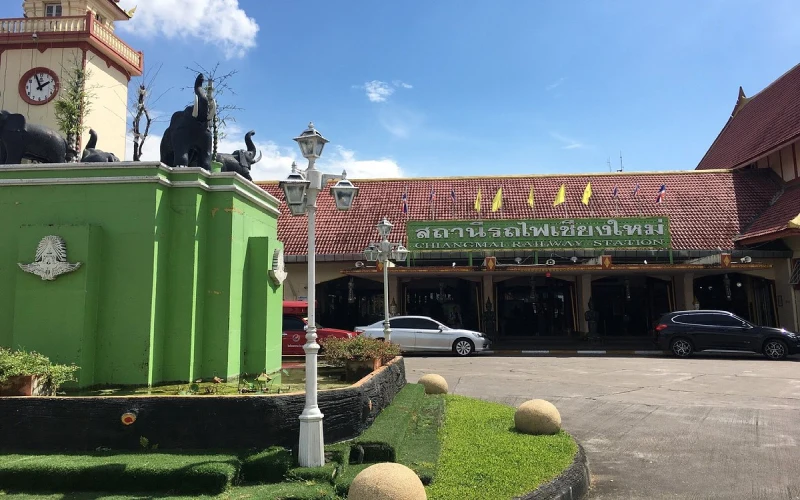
363 244 379 262
376 216 393 238
293 122 329 160
278 161 310 216
330 170 359 211
392 244 409 263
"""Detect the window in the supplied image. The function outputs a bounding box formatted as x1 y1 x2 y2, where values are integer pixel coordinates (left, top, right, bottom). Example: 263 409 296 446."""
790 260 800 286
409 318 441 330
673 313 720 326
390 318 414 329
95 12 106 23
674 313 744 327
45 3 62 17
282 316 305 331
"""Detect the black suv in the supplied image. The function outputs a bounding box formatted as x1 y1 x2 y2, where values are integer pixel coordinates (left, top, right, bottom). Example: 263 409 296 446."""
654 310 800 360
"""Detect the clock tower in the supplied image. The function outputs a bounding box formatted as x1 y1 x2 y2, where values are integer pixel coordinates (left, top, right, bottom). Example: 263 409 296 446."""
0 0 143 159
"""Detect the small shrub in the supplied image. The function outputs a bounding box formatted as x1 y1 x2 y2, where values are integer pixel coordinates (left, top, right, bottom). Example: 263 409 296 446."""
241 446 293 484
320 336 400 367
0 347 79 394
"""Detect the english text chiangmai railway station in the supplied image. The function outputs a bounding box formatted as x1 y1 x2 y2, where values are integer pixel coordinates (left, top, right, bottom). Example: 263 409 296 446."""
260 64 800 349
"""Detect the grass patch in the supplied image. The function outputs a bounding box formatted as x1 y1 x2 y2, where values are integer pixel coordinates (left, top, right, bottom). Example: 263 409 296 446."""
426 395 578 500
0 482 340 499
0 453 240 495
240 446 293 484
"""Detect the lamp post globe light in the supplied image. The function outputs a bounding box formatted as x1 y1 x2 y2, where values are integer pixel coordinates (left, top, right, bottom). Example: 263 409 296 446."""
363 217 409 343
278 123 359 468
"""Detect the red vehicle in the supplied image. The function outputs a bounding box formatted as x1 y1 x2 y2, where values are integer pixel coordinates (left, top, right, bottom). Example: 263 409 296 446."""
282 301 357 356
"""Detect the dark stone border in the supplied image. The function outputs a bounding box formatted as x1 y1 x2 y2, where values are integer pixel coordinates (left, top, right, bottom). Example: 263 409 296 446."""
516 443 590 500
0 357 406 452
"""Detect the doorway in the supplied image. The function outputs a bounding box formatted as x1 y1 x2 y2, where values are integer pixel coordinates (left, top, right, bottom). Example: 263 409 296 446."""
496 276 576 337
403 278 481 331
318 276 384 331
591 276 672 336
694 273 777 327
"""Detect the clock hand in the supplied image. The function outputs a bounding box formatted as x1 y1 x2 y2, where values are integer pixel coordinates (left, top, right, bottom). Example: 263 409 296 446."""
34 74 42 88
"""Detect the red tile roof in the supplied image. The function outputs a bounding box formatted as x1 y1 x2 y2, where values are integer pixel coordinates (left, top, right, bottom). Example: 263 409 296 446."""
259 170 780 256
735 183 800 244
696 63 800 170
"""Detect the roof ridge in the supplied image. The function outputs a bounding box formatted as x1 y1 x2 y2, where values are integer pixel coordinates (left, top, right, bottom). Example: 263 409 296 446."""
743 61 800 102
256 169 742 186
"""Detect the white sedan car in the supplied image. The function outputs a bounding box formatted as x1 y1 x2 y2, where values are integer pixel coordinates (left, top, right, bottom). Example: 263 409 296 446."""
355 316 491 356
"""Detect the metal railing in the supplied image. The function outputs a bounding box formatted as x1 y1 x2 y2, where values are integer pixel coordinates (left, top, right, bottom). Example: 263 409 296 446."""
0 14 143 72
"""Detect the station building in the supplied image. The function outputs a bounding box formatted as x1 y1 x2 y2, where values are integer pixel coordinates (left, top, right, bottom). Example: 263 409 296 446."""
260 63 800 347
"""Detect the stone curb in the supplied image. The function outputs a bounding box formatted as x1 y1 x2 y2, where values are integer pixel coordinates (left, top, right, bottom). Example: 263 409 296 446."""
515 443 590 500
483 349 667 356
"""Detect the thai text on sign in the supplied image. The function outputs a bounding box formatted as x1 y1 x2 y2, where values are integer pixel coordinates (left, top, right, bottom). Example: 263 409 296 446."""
406 218 671 251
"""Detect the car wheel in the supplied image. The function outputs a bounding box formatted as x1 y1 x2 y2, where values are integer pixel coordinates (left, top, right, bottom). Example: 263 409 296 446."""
453 338 474 357
670 338 693 358
763 339 788 360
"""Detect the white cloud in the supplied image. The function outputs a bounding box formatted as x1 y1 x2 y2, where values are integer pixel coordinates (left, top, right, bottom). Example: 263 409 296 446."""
118 0 259 59
550 132 585 150
128 127 403 180
545 77 566 91
356 80 413 103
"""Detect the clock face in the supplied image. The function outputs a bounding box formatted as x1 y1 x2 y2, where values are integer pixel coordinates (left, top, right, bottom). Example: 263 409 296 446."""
20 68 59 105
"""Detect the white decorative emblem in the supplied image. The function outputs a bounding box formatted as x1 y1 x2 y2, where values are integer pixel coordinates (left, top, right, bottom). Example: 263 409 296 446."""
269 247 288 286
18 235 82 281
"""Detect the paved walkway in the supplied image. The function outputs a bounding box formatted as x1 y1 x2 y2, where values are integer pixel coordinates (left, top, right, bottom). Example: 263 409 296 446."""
404 353 800 500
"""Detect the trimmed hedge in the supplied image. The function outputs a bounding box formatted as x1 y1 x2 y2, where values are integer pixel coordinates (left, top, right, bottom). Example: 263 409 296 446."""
0 453 240 495
240 446 293 484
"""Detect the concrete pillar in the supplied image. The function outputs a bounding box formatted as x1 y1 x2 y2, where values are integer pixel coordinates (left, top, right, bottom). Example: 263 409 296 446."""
673 273 694 311
389 275 400 315
579 274 592 333
774 260 799 331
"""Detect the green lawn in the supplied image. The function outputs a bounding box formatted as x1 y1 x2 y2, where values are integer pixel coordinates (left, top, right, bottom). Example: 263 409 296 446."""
0 385 578 500
427 395 578 500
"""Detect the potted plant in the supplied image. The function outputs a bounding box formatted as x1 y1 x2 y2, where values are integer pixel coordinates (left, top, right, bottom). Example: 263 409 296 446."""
0 347 79 396
320 336 400 382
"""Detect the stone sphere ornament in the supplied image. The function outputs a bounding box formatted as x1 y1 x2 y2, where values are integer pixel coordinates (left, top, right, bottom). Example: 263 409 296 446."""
418 374 448 394
514 399 562 435
348 462 427 500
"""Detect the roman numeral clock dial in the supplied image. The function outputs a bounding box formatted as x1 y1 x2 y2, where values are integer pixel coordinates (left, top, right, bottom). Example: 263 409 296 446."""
19 68 60 105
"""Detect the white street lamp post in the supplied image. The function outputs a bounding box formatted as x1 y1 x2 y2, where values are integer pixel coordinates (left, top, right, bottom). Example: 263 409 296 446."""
279 123 358 468
363 217 408 344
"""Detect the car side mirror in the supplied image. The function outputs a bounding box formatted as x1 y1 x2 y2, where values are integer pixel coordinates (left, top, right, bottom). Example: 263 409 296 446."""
439 325 444 331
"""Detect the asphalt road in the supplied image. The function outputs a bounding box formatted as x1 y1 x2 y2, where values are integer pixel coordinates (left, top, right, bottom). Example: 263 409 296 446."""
404 353 800 500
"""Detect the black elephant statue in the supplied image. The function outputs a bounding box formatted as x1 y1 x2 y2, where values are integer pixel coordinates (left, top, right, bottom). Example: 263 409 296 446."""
159 73 212 170
215 130 261 180
81 129 120 163
0 110 77 164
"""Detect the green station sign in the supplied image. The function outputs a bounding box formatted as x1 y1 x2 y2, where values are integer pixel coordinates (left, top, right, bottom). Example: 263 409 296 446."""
406 217 671 251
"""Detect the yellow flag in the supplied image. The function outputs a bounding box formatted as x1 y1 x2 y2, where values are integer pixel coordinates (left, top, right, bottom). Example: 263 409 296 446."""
527 186 535 208
789 213 800 229
474 189 482 212
491 187 503 212
553 184 566 206
582 182 592 206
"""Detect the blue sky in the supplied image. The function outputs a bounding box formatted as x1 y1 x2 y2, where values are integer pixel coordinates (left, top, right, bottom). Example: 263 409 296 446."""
4 0 800 179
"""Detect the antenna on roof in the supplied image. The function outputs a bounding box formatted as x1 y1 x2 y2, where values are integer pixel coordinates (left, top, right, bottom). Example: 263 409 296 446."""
607 157 612 172
618 151 624 173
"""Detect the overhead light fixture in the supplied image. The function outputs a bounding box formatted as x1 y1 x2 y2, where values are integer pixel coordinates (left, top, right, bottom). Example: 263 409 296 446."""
514 257 522 265
545 259 556 266
740 256 752 264
570 256 578 263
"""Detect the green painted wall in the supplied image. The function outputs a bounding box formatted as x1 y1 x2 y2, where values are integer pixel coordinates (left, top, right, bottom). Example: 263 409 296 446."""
0 164 283 387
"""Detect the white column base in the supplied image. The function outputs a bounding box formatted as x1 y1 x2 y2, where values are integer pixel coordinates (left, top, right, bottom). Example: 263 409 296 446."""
298 409 325 467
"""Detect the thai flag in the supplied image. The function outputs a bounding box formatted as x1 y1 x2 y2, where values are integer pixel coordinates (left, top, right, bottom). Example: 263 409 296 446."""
612 186 619 199
656 184 666 204
632 184 640 197
401 192 408 214
429 188 436 202
450 188 456 203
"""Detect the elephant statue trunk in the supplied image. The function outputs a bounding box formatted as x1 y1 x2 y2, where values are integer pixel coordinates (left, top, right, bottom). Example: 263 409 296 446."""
210 130 261 181
159 74 213 170
81 129 120 163
244 131 262 164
